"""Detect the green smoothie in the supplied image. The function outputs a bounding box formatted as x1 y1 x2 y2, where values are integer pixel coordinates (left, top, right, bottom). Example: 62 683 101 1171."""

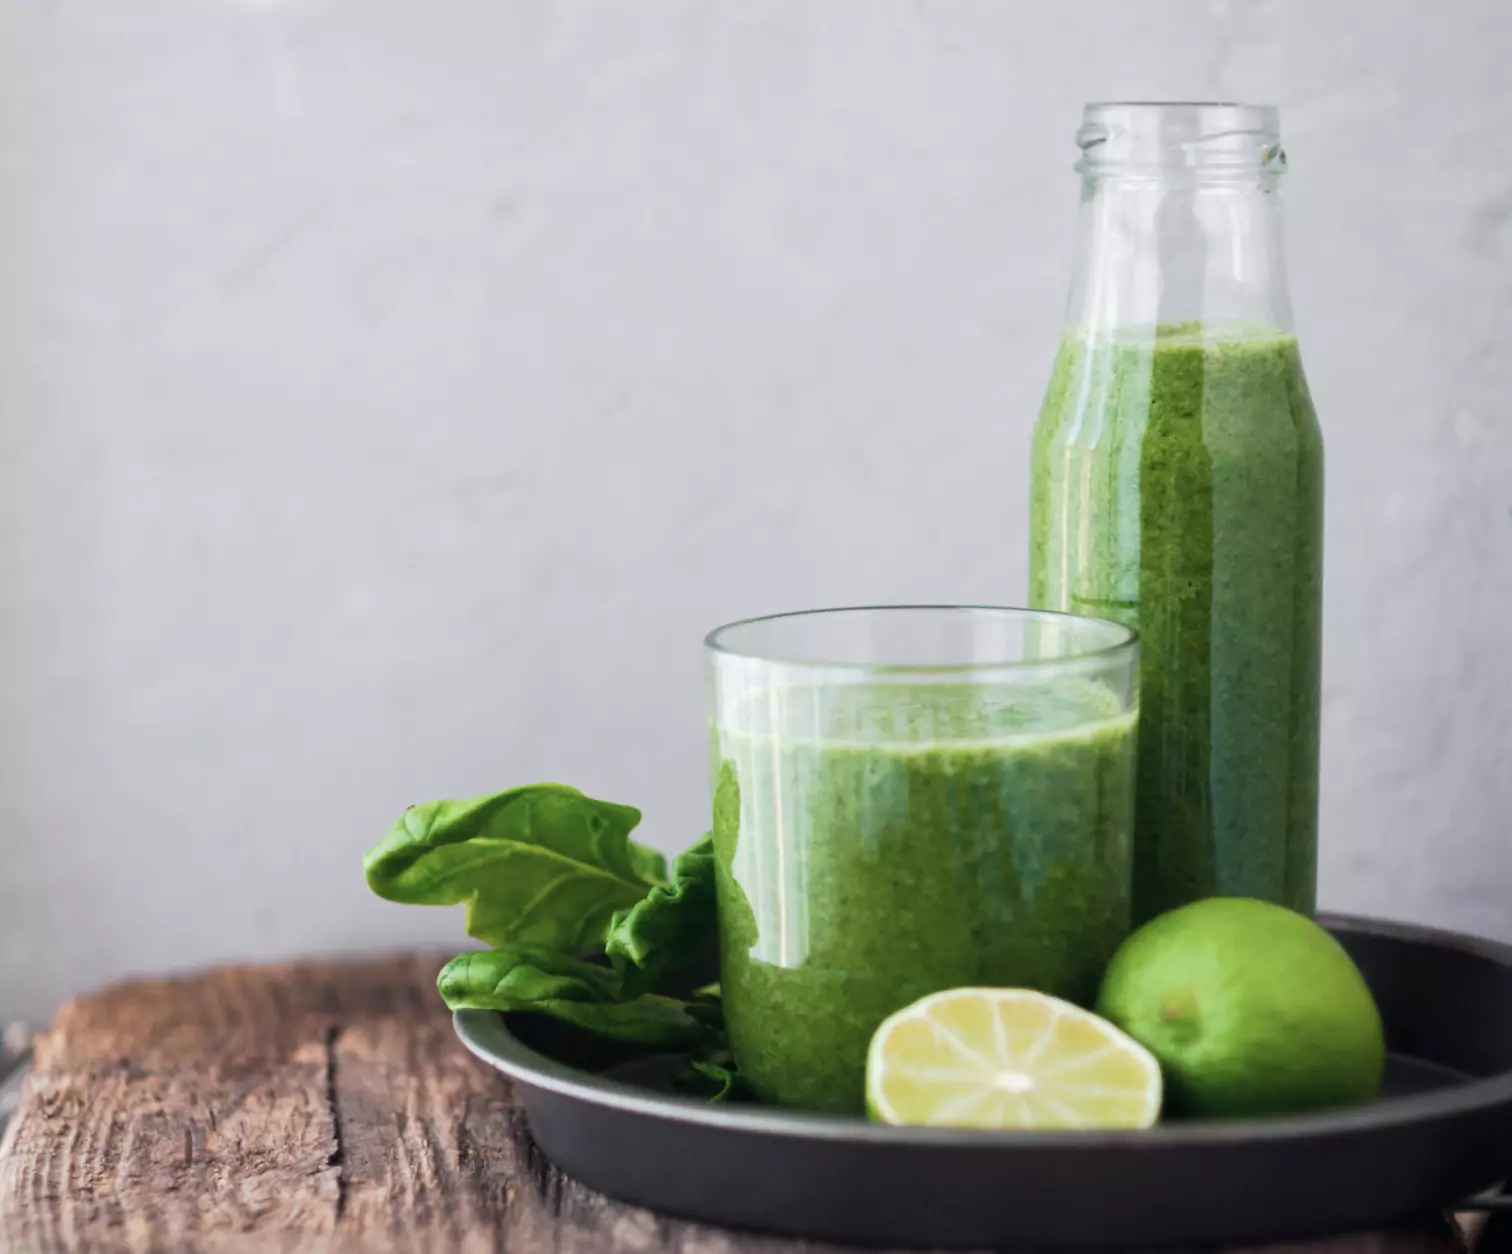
1029 325 1323 923
711 680 1135 1113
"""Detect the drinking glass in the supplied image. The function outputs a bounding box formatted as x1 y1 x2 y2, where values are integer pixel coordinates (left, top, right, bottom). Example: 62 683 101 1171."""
704 605 1139 1113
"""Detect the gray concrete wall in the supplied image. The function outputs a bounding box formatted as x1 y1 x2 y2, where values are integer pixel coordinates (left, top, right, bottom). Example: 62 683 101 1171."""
3 1 1509 1023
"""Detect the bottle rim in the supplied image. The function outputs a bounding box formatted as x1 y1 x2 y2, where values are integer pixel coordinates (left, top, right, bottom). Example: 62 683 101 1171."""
1077 102 1285 179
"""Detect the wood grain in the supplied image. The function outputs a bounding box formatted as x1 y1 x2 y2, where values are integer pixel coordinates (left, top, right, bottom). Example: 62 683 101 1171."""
0 956 1472 1254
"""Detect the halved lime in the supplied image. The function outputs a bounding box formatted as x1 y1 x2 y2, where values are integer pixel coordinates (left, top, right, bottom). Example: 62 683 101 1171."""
866 987 1163 1130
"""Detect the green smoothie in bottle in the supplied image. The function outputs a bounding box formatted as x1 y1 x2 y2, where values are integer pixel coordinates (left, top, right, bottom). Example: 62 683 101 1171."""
1029 104 1324 922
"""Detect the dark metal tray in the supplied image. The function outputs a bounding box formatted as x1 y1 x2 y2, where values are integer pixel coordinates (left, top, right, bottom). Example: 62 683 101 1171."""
456 915 1512 1250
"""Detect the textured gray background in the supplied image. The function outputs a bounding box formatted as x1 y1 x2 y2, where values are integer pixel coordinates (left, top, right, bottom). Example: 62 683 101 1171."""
2 1 1509 1023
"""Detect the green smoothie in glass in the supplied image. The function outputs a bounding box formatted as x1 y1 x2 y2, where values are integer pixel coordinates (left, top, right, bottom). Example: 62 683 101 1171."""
705 608 1138 1113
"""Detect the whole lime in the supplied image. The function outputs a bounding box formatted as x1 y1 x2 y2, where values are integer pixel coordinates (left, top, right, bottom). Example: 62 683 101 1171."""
1095 898 1385 1118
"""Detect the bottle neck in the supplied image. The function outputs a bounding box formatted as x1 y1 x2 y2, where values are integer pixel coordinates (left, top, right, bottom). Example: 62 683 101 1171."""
1064 103 1294 338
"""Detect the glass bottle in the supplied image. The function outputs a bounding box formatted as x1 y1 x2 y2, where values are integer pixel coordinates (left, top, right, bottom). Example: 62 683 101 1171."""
1029 102 1324 923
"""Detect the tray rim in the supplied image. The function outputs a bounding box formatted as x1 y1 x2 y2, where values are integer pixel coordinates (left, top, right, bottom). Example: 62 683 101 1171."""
454 911 1512 1148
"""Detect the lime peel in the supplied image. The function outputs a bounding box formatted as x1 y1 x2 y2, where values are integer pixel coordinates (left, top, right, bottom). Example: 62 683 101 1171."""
1096 898 1386 1118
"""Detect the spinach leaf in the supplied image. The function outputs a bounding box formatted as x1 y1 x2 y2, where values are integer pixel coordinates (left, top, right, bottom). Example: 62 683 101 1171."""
529 997 713 1049
673 1053 753 1104
627 842 669 885
438 947 712 1050
438 944 622 1006
605 833 717 998
364 783 665 952
363 785 749 1100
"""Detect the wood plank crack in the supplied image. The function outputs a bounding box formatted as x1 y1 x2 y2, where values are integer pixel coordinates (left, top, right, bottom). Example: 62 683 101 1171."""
323 1024 348 1223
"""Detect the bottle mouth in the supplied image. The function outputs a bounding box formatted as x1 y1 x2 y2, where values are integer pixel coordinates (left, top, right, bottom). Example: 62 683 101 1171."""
1077 102 1285 178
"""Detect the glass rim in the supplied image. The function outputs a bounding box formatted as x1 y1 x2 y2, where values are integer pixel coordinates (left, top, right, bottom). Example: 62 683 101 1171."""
703 604 1139 676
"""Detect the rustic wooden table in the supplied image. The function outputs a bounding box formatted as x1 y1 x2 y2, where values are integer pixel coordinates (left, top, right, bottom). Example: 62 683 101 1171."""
0 955 1477 1254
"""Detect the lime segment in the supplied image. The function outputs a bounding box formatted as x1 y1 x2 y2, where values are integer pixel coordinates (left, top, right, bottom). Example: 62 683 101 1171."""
866 987 1163 1130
